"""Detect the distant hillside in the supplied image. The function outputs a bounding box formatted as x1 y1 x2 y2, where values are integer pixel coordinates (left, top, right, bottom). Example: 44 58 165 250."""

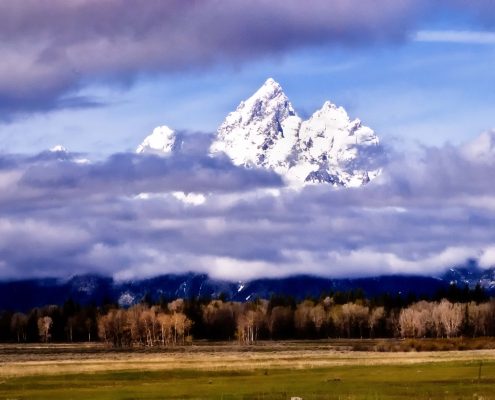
2 266 493 311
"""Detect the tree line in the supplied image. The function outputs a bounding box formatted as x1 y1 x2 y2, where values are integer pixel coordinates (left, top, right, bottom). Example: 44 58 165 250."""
97 300 192 347
0 286 493 346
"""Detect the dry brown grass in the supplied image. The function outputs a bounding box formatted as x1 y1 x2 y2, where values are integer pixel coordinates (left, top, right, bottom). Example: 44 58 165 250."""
1 341 494 378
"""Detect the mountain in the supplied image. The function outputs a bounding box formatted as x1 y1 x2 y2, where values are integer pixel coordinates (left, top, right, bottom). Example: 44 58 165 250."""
2 267 494 311
210 78 301 175
442 263 495 290
136 125 177 155
210 78 381 187
136 78 381 187
49 145 68 153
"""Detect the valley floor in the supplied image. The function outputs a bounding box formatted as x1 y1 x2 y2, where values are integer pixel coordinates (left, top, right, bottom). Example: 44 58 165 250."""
0 340 494 399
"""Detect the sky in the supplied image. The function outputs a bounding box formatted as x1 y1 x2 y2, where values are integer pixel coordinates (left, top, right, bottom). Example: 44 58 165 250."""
0 1 495 281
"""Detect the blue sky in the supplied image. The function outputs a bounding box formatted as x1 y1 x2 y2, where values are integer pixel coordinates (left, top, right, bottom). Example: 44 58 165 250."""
2 38 495 156
1 1 495 281
0 1 494 155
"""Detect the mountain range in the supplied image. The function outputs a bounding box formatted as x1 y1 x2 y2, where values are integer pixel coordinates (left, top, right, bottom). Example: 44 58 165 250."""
18 80 491 311
138 78 381 187
1 265 493 311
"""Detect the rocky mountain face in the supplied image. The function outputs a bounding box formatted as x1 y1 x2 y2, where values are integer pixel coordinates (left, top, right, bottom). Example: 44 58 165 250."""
210 78 381 187
137 78 381 187
210 78 301 175
442 264 495 291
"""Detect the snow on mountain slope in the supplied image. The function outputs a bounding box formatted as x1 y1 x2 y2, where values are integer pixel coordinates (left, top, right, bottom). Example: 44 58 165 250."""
210 78 301 174
136 125 176 155
211 78 381 187
50 145 68 153
136 79 381 187
46 145 90 164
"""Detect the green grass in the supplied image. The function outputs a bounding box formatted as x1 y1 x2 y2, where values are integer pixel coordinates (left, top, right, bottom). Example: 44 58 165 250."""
0 360 494 400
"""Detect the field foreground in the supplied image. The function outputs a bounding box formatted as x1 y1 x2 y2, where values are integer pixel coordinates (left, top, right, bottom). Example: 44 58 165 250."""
0 341 494 399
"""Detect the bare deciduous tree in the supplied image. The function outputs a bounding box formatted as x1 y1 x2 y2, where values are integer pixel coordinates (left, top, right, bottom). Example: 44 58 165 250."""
37 316 53 343
436 299 463 338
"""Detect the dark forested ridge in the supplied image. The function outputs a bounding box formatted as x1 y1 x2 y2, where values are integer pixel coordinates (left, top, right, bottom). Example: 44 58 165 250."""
0 282 493 345
1 267 494 312
1 266 494 345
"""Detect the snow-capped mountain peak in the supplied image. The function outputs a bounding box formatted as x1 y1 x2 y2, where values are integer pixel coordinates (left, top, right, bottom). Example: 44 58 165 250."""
50 145 68 153
136 78 381 187
210 78 301 174
299 101 378 164
244 77 286 105
137 125 176 155
211 79 381 187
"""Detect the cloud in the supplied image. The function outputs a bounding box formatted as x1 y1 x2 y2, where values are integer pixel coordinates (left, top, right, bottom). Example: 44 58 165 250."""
460 130 495 162
0 130 494 281
0 146 282 214
1 1 494 119
0 0 457 117
414 30 495 44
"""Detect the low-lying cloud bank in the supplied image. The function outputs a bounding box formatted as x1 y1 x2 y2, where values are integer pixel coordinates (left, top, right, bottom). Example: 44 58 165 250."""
1 0 494 117
0 131 494 281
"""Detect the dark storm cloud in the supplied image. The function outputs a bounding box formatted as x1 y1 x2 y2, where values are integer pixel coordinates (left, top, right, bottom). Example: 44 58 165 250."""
0 149 282 212
0 131 495 280
1 0 489 117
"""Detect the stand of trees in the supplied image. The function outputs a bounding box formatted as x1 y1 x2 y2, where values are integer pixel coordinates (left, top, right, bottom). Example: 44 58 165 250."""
398 300 494 338
1 301 98 343
97 301 192 347
0 286 494 346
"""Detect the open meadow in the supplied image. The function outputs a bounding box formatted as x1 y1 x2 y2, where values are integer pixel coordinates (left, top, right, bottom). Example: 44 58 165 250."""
0 340 494 399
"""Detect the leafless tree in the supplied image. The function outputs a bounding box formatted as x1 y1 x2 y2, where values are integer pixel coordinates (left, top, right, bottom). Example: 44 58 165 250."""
436 299 463 338
37 316 53 343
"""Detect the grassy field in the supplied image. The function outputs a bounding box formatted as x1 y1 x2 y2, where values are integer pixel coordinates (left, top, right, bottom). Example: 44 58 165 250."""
0 341 494 399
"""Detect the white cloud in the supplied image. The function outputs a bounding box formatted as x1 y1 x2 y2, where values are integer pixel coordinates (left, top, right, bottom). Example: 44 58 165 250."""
1 131 495 280
461 130 495 163
479 246 495 269
172 191 206 206
414 30 495 44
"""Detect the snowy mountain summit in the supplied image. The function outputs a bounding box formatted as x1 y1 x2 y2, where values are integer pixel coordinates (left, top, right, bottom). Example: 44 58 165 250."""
136 78 381 187
210 78 381 187
136 125 177 155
